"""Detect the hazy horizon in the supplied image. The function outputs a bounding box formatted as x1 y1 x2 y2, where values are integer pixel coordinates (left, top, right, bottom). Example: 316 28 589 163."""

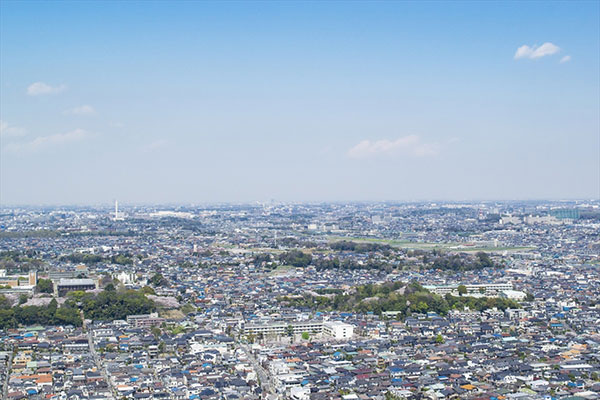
1 198 598 209
1 1 599 205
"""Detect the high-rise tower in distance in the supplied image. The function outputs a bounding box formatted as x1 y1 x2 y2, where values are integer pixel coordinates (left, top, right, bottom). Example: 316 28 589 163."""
113 200 124 221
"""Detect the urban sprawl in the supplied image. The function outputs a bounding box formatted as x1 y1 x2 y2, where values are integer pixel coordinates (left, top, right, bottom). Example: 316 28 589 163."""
0 201 599 400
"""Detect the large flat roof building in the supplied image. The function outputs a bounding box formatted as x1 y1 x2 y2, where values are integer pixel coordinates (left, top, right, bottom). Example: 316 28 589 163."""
57 278 96 296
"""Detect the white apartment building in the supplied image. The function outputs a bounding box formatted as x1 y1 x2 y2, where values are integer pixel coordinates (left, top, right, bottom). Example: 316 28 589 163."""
425 282 513 296
243 321 323 336
126 312 165 328
323 321 354 339
243 320 354 339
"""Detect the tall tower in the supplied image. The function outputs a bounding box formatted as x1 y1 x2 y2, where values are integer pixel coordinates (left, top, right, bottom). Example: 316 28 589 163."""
29 270 37 286
115 200 119 220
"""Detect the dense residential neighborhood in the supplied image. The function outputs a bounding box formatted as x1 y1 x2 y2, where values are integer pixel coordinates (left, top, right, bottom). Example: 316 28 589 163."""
0 201 599 400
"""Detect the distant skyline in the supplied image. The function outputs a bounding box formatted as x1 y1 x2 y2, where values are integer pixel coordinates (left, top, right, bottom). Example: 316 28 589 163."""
1 1 599 205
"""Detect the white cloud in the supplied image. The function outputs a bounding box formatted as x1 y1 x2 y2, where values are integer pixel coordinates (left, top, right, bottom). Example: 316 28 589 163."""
514 42 560 60
27 82 66 96
347 135 440 159
63 105 96 116
141 139 168 153
560 55 571 63
5 129 90 153
0 120 27 138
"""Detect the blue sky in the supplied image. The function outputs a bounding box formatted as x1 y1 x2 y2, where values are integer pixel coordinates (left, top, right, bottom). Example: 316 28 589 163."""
1 1 598 205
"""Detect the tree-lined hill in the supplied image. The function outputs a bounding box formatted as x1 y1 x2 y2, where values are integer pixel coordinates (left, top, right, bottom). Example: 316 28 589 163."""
279 281 519 319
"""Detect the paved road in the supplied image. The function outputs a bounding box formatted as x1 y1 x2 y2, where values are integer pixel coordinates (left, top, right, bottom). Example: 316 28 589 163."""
241 344 276 397
1 348 12 400
87 329 117 399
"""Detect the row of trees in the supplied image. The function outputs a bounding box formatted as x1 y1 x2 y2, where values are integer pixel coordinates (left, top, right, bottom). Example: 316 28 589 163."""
0 287 156 329
260 246 502 275
0 295 81 329
68 288 155 321
278 250 313 268
279 281 520 319
0 250 42 262
0 250 45 272
0 230 60 239
252 253 272 265
60 253 134 265
329 240 392 254
428 251 498 271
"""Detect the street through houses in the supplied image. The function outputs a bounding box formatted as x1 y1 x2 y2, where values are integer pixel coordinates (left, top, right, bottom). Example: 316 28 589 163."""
87 328 116 399
242 344 275 397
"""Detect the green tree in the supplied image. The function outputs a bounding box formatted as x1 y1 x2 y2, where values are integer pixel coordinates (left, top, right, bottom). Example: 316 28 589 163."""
180 303 196 314
82 289 155 321
112 254 133 265
141 286 156 295
301 332 310 340
37 278 54 294
0 309 16 329
0 295 11 308
278 250 312 268
150 273 168 287
253 253 272 265
435 334 445 344
457 285 468 296
54 306 82 326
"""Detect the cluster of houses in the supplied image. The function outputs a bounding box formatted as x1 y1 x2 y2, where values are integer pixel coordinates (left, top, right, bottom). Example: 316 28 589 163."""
2 326 109 399
1 201 599 399
2 299 599 400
